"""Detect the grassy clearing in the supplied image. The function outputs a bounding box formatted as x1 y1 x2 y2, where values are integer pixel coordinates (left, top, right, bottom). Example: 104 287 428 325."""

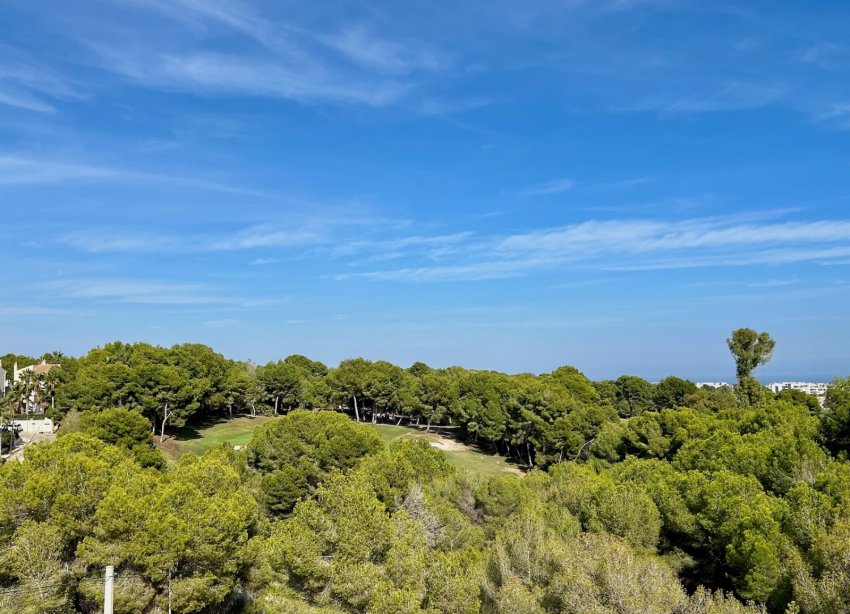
157 415 272 463
373 423 438 444
157 416 522 477
372 423 524 478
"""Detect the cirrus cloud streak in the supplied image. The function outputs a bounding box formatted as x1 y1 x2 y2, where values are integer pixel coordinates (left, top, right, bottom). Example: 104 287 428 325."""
344 216 850 282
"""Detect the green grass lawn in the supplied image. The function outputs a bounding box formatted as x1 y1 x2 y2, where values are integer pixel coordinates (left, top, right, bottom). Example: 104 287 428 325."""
372 423 433 444
157 415 272 462
158 416 522 478
371 423 523 478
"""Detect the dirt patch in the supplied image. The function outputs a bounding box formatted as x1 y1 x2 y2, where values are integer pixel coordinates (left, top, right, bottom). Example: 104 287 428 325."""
398 431 468 452
155 436 183 460
427 435 471 453
400 431 525 476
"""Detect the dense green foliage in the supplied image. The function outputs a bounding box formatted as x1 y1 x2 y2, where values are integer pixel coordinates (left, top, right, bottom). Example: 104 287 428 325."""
79 407 166 468
248 410 384 514
2 331 848 613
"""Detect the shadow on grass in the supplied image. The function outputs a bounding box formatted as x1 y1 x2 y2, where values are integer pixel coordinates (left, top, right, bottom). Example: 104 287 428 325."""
167 414 267 442
164 424 203 441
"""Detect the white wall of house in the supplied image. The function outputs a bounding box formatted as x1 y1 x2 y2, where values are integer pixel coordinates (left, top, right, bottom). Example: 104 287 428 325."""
13 418 55 434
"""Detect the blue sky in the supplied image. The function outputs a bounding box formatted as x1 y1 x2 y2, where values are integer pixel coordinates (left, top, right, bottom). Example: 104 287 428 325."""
1 0 850 381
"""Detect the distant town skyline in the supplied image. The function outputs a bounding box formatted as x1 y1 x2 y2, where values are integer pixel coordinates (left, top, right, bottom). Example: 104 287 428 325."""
1 1 849 379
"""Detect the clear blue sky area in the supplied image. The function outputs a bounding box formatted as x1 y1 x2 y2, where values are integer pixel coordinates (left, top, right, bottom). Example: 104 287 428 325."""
1 0 849 381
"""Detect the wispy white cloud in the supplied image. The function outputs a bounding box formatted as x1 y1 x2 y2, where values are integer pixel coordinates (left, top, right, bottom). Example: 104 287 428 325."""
249 257 279 266
0 88 56 113
496 219 850 256
607 246 850 271
6 0 849 125
129 0 279 43
0 304 87 317
91 47 408 106
635 82 785 114
60 216 431 257
343 215 850 282
0 156 117 184
203 318 239 328
0 154 268 195
61 226 319 254
748 278 799 288
797 42 850 71
78 0 447 108
38 278 228 305
519 177 576 197
57 212 850 282
418 96 496 116
551 278 614 290
211 225 326 250
588 177 656 190
338 259 547 282
488 4 834 121
61 230 183 253
330 232 474 258
318 25 447 75
815 103 850 130
0 46 83 113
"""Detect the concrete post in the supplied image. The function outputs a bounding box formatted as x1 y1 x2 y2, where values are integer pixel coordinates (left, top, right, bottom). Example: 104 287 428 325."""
104 565 114 614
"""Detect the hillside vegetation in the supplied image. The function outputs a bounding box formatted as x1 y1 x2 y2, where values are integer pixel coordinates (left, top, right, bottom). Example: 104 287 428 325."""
1 330 850 613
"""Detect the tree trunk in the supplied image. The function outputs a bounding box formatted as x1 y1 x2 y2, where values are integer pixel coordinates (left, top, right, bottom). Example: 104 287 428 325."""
426 415 432 432
353 396 360 422
160 403 169 443
274 395 279 415
526 442 534 468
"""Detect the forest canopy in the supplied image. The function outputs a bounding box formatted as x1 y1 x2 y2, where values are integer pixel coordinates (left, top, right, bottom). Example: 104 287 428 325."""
2 330 850 613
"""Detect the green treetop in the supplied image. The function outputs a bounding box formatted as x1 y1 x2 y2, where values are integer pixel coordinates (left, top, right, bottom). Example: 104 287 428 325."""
727 328 776 382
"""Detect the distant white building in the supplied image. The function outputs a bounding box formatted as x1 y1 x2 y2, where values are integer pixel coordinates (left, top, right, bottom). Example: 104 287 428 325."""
13 359 60 384
767 382 829 397
2 360 61 414
695 382 733 389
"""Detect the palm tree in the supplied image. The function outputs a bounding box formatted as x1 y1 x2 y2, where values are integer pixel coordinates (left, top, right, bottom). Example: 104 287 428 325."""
42 369 58 411
16 370 41 414
42 350 64 363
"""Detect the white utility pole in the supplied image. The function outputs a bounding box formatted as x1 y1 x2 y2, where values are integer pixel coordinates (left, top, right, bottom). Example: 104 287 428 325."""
104 565 114 614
